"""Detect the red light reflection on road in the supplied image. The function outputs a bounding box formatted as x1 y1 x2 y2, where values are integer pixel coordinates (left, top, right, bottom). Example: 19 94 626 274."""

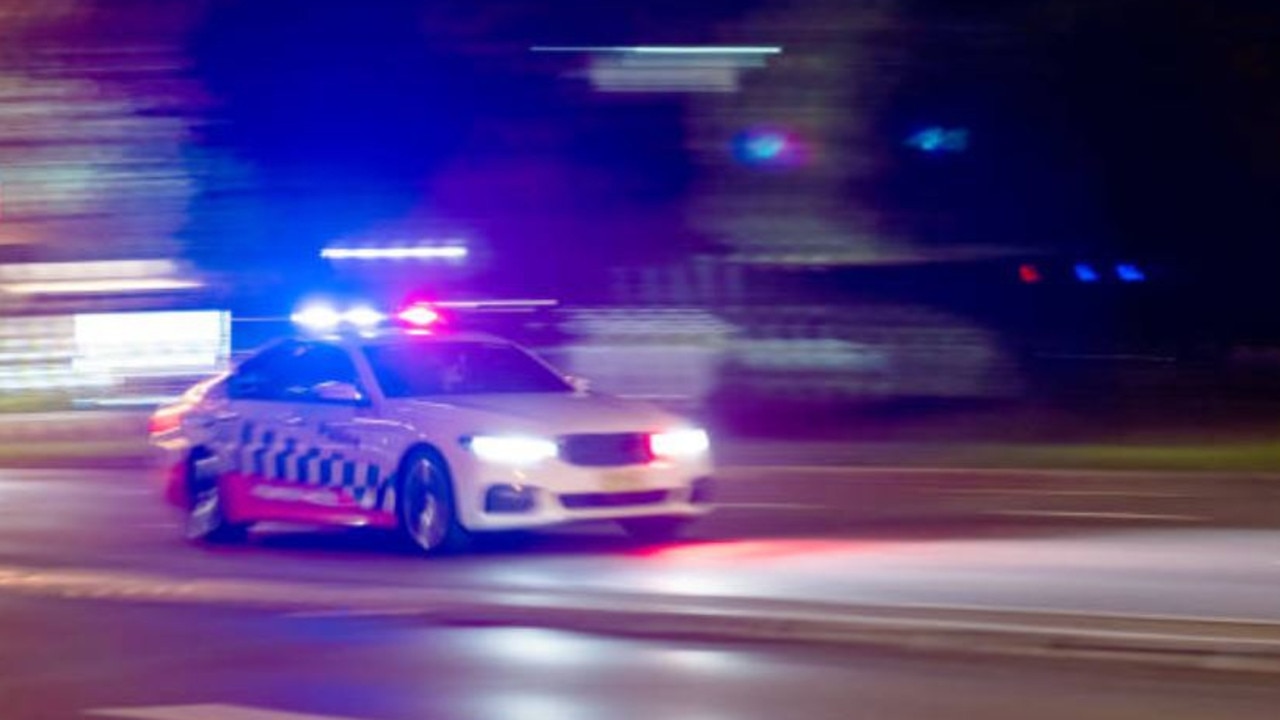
638 539 874 564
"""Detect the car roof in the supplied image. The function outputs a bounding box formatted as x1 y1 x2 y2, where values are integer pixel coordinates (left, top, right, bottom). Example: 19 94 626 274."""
232 330 521 366
324 329 514 349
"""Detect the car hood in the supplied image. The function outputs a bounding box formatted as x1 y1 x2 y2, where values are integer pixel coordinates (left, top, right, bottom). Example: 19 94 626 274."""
384 392 690 435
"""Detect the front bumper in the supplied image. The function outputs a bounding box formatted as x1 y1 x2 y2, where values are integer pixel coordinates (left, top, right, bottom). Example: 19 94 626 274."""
452 454 714 531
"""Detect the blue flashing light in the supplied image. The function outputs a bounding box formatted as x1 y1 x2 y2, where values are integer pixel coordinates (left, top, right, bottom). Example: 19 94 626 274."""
343 306 386 328
292 302 388 333
1074 263 1100 283
1116 263 1146 283
291 304 342 332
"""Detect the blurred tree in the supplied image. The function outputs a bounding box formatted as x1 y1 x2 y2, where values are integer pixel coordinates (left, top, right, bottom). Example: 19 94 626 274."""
687 0 917 266
0 0 203 267
690 0 1280 277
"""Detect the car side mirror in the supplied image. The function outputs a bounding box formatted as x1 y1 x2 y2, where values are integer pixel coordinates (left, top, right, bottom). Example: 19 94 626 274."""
312 381 365 404
567 375 591 394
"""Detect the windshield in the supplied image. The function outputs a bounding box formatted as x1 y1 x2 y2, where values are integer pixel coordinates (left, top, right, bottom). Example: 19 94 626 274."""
363 340 572 397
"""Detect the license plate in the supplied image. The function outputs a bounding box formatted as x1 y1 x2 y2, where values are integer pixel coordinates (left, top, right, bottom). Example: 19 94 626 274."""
600 469 648 492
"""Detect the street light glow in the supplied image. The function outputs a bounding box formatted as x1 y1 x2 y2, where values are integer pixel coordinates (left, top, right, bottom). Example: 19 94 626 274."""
320 246 468 261
531 45 783 55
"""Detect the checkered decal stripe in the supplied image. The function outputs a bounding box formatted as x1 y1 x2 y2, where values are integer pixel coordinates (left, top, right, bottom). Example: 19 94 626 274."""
233 421 387 511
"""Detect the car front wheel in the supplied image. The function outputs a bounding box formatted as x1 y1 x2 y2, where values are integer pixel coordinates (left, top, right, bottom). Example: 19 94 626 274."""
397 450 469 555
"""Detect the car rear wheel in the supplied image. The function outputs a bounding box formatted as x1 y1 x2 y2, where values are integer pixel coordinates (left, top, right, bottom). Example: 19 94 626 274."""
185 455 249 545
397 450 469 555
618 516 691 543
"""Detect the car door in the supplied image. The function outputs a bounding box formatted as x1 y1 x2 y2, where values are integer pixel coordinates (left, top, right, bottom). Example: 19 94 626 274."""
221 340 318 497
279 341 391 513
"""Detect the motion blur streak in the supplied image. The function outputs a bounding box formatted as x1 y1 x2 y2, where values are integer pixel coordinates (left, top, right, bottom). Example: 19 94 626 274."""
2 279 202 295
0 260 201 295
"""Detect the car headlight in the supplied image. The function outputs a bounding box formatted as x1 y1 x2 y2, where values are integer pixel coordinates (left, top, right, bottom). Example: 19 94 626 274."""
466 435 559 465
649 428 710 458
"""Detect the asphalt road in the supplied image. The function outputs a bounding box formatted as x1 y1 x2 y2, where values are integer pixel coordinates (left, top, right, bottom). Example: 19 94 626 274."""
3 593 1279 720
5 465 1280 718
2 467 1279 623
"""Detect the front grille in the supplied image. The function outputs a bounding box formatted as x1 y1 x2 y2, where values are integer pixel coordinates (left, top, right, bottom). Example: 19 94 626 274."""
560 433 652 467
560 490 668 509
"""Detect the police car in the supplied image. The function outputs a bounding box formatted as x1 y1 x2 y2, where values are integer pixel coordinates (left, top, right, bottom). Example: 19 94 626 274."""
149 304 714 554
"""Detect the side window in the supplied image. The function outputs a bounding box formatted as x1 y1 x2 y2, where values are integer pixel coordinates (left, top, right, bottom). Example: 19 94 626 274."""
227 343 303 402
228 342 363 404
283 344 365 404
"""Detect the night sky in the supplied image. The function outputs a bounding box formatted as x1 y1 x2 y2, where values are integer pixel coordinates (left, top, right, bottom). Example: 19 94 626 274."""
181 1 756 286
171 0 1280 314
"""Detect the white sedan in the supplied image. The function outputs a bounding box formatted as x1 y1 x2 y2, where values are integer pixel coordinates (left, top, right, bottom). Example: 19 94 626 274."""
150 329 714 554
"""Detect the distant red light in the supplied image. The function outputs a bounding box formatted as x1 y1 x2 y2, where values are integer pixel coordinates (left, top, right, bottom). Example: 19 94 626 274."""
397 303 441 327
1019 263 1042 284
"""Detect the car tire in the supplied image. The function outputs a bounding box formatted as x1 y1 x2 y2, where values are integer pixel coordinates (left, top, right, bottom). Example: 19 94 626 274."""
618 516 691 544
185 455 249 545
396 449 469 555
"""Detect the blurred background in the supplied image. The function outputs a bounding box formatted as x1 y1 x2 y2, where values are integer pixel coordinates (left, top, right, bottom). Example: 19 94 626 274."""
6 7 1280 716
2 0 1279 444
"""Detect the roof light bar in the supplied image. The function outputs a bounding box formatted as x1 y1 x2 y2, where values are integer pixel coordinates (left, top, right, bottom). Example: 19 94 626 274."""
290 305 343 331
343 306 386 328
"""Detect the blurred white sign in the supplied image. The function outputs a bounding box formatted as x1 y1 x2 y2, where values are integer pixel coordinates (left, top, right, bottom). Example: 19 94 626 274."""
73 310 230 377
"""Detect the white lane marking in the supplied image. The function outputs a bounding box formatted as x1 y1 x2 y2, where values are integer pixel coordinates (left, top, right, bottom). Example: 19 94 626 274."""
947 488 1189 498
277 598 1280 637
986 510 1207 522
86 704 368 720
718 465 1258 479
285 607 427 619
720 465 924 477
2 561 1278 645
849 598 1280 629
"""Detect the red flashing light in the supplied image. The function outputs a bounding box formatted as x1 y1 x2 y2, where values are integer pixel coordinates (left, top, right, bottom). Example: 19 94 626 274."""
1019 263 1042 284
397 303 441 328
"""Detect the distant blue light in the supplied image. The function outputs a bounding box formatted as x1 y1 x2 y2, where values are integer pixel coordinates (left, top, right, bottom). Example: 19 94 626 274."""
1116 264 1146 283
1074 264 1100 283
906 127 969 154
732 127 803 167
744 133 786 161
908 128 945 152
